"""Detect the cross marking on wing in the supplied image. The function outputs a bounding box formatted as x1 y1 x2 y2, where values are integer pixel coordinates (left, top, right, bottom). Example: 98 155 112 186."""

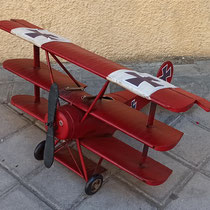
125 72 163 87
25 29 59 40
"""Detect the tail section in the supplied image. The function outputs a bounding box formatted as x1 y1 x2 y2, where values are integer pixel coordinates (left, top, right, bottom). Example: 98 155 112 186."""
107 61 174 110
156 61 174 83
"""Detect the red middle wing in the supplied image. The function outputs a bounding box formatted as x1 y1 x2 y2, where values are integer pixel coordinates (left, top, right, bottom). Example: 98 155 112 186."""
59 89 183 151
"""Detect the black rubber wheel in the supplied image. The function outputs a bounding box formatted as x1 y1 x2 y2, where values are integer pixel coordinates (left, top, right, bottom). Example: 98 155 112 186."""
34 140 46 160
85 174 103 195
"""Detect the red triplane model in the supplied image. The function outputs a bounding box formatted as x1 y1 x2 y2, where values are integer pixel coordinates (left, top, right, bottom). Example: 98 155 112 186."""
0 19 210 195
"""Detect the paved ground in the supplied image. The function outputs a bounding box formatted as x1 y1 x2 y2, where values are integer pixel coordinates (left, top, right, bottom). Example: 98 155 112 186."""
0 60 210 210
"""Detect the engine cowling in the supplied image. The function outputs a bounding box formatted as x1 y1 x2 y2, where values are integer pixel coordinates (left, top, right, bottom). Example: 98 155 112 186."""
45 105 82 140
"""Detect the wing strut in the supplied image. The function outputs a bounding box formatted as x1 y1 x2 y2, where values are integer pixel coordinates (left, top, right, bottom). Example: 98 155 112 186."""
33 45 41 103
81 81 110 122
50 53 82 88
140 102 157 165
45 51 55 84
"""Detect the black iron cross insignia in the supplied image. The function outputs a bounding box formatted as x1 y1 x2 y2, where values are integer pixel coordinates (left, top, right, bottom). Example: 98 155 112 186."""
159 65 171 81
125 72 163 87
25 29 58 40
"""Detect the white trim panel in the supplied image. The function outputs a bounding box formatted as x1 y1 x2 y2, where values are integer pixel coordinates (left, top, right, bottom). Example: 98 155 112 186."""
11 27 70 47
107 69 176 99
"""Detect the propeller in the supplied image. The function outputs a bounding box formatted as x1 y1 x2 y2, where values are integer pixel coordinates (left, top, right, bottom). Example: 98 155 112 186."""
44 83 59 168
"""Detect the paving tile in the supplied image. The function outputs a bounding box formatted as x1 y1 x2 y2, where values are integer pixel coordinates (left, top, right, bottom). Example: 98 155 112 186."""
171 117 210 166
12 81 34 96
0 83 13 103
28 162 85 209
77 178 156 210
133 62 162 75
195 60 210 75
0 105 28 139
166 173 210 210
173 64 200 76
0 67 14 81
0 185 51 210
0 125 46 177
201 158 210 177
0 167 17 195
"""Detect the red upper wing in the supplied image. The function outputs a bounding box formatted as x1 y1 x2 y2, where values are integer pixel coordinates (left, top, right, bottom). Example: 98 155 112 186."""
0 19 210 112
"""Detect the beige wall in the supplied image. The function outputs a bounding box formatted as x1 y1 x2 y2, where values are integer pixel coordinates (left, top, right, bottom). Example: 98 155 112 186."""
0 0 210 63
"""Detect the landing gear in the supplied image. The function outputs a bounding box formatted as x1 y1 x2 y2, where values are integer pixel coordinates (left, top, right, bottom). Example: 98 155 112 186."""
34 140 45 160
85 174 103 195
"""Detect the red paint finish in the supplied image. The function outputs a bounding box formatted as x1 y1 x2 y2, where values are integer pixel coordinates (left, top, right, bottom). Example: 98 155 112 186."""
11 19 42 29
81 136 172 185
42 42 127 79
151 88 195 112
11 95 48 122
81 81 109 122
3 59 86 91
174 88 210 112
157 61 174 83
0 20 25 32
147 102 157 127
0 20 40 33
60 91 183 151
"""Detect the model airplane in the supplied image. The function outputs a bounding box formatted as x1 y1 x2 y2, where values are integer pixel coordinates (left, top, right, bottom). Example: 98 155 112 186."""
0 19 209 195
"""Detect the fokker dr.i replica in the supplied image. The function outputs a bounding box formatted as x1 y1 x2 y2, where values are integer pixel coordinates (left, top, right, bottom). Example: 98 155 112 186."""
0 19 210 195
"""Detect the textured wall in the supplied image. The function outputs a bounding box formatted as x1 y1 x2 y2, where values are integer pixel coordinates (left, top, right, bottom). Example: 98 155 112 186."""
0 0 210 63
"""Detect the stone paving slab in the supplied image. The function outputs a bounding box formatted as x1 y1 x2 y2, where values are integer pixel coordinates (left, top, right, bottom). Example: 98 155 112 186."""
195 60 210 75
170 117 210 166
173 64 201 76
12 80 34 96
0 185 51 210
0 105 28 139
28 162 85 209
0 167 17 196
0 83 13 103
166 173 210 210
0 125 46 177
0 70 14 82
201 157 210 178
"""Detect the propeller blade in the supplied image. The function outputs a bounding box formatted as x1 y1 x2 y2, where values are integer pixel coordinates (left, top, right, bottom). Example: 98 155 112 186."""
44 83 59 168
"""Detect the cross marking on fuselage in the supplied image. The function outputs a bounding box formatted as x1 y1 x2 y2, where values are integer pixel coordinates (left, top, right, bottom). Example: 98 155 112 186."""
25 29 58 40
159 65 171 81
125 72 163 87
